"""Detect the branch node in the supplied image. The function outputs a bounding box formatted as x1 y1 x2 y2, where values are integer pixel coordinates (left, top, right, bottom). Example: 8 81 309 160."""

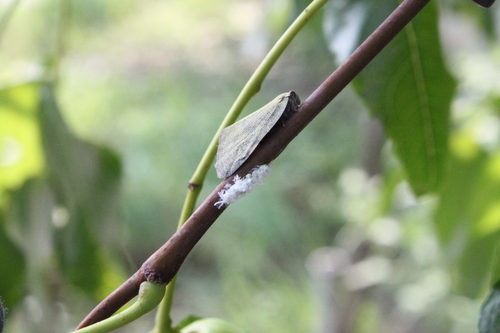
187 182 200 191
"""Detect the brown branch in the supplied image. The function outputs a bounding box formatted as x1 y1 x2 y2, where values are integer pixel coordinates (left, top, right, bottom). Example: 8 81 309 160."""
75 0 431 329
75 184 229 329
75 272 142 328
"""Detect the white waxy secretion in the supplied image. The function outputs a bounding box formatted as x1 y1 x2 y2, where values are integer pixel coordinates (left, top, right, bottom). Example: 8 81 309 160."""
215 91 300 179
215 164 271 208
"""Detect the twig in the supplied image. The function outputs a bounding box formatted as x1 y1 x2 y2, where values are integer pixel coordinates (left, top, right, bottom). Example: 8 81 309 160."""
75 0 431 329
75 185 229 329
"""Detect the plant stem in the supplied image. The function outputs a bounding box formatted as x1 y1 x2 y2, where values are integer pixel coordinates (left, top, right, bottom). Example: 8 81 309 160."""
152 276 178 333
152 190 200 333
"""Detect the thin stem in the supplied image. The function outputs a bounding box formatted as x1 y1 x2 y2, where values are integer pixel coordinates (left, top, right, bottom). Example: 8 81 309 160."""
152 191 198 333
75 273 142 329
152 276 177 333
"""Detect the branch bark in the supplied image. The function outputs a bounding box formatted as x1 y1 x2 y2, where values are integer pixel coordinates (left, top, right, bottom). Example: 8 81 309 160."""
75 0 431 329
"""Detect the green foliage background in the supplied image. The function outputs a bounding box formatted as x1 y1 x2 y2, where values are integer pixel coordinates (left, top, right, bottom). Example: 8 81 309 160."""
0 0 499 332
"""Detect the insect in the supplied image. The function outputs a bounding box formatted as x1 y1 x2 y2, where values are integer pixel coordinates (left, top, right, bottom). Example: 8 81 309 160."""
215 91 300 179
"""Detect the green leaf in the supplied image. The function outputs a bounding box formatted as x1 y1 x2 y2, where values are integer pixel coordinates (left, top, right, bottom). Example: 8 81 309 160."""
0 213 26 309
435 133 500 296
0 83 45 194
180 318 244 333
0 82 40 117
177 315 204 330
38 84 122 218
325 0 456 195
6 179 55 304
457 234 497 298
490 240 500 289
434 132 488 246
38 83 122 297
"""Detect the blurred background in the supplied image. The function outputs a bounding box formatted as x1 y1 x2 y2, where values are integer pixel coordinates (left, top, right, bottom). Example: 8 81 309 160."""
0 0 500 332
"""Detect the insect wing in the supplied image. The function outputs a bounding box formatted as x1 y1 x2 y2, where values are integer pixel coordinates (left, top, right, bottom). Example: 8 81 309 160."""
215 92 291 179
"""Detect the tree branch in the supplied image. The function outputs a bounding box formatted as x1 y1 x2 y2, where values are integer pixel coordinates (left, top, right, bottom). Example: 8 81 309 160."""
75 0 431 329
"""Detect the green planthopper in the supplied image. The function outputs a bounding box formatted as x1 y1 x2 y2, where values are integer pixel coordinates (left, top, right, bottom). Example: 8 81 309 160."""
215 91 300 179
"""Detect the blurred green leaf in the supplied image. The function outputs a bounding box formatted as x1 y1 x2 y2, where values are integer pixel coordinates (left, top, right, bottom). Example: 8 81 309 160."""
472 153 500 238
491 240 500 288
457 234 497 297
38 83 122 297
434 132 488 246
0 82 40 116
39 84 121 219
177 314 203 330
435 133 500 296
0 214 26 309
6 178 54 299
0 82 45 194
180 318 244 333
325 0 456 195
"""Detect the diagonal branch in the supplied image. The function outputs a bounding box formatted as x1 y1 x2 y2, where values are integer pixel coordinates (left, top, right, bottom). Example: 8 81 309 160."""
75 0 431 329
